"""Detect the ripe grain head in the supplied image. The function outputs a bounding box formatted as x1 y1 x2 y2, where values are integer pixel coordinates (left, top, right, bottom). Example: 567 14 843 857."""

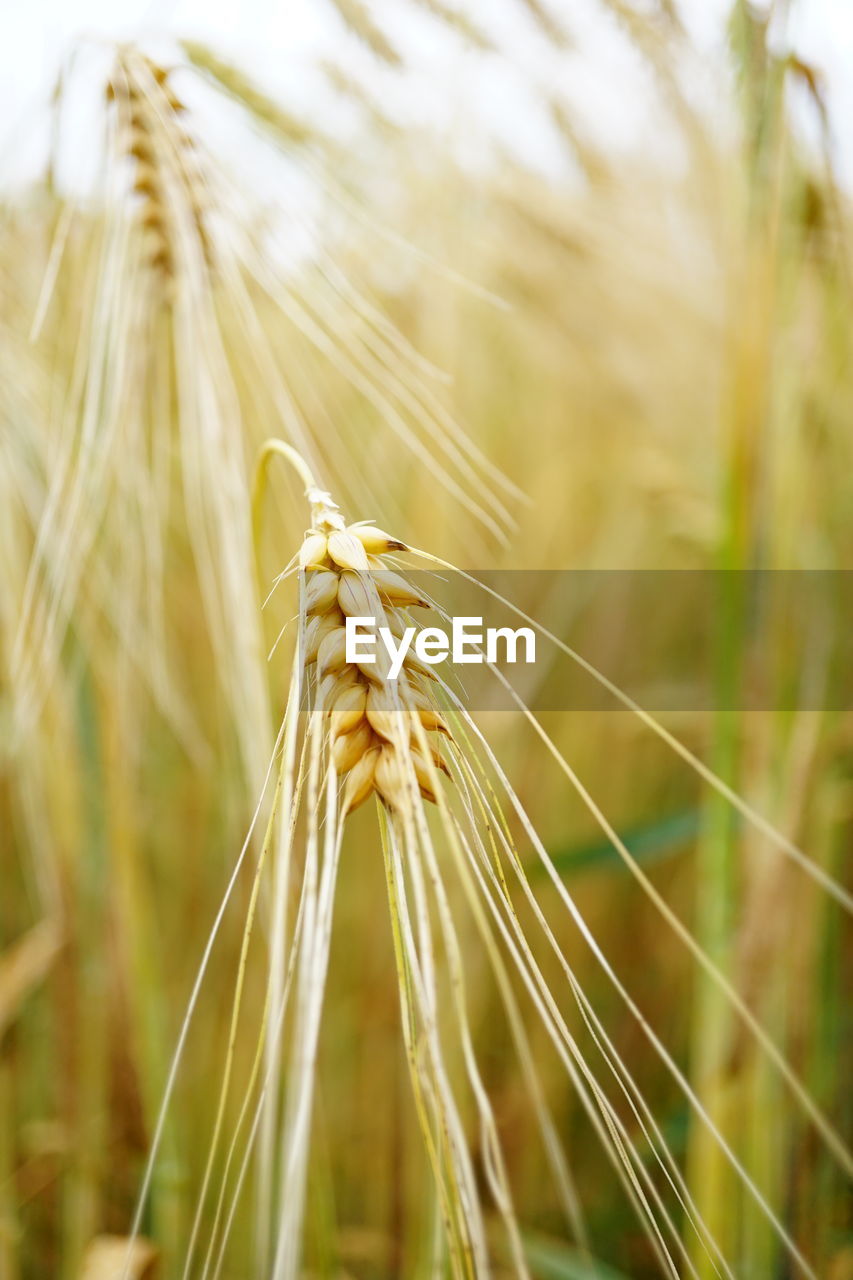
295 485 451 815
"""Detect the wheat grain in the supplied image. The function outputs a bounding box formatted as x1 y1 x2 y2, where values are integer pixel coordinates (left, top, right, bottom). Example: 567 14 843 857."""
295 484 450 813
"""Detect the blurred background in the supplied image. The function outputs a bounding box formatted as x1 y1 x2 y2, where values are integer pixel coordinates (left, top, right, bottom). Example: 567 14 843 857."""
1 1 851 1277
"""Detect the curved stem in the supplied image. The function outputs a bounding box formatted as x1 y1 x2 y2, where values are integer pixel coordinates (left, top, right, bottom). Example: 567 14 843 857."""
251 438 323 594
252 439 318 543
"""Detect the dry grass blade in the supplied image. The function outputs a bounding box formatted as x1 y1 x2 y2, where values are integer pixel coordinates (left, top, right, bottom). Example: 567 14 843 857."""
180 41 321 147
0 918 63 1040
324 0 402 66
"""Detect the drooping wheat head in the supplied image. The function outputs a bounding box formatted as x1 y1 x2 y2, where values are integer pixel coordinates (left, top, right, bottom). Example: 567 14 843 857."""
298 497 452 814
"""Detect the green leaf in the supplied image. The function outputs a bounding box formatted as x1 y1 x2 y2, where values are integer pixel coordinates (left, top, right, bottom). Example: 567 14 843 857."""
545 808 702 877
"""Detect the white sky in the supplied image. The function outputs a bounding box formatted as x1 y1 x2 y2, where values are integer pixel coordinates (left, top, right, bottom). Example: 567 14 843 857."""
0 0 851 189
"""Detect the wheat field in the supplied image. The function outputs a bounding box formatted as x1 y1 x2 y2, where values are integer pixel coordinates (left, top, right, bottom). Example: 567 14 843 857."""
1 3 851 1279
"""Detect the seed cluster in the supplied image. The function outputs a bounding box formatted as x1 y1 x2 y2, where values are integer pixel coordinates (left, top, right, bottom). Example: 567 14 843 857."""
299 495 451 814
107 56 210 280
